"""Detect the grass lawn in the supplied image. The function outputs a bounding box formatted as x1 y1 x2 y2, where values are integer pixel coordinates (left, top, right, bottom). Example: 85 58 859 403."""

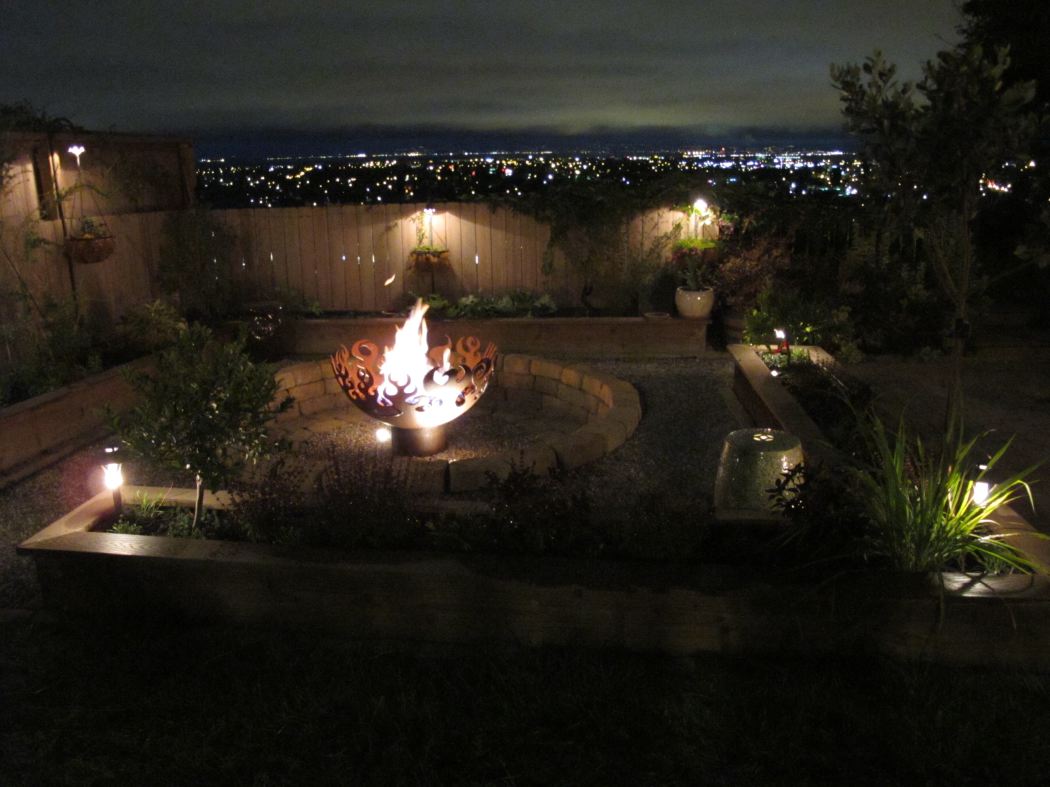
2 615 1050 786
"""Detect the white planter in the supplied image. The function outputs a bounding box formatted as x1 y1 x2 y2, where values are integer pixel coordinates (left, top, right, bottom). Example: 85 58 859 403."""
675 287 715 320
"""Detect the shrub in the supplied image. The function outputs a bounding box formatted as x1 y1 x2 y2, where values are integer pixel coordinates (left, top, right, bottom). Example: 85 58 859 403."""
158 209 237 321
113 324 292 527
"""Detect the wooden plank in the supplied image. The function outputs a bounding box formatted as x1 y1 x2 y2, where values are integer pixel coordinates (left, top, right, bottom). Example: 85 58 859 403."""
440 201 461 300
489 206 507 295
460 203 480 295
323 207 347 312
395 203 415 302
475 204 494 295
361 205 378 313
343 205 362 311
283 208 304 299
296 207 319 304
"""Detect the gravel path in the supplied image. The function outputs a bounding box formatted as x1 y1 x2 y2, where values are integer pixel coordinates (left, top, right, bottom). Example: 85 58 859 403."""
0 355 742 609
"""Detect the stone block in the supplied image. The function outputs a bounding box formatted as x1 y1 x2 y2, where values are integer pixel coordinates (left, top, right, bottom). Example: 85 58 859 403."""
559 365 584 389
274 370 296 390
550 430 606 470
293 380 326 402
499 371 533 390
605 404 642 435
324 376 346 395
577 419 627 453
541 394 574 418
502 354 533 375
291 362 324 387
580 373 614 400
533 376 560 396
299 392 341 416
557 383 596 413
530 357 564 381
514 443 558 476
448 455 512 492
608 381 641 410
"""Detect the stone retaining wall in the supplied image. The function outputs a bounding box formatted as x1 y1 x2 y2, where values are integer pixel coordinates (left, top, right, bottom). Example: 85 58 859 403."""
270 354 642 492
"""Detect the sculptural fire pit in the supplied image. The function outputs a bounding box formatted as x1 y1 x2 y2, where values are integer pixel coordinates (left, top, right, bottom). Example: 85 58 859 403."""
330 299 497 455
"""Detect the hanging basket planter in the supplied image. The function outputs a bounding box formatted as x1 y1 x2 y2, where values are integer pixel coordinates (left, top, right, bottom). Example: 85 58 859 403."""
409 248 450 270
65 235 116 265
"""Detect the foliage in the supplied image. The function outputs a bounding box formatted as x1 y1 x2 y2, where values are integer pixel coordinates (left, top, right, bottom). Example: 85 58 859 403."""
832 44 1036 425
228 458 311 545
410 290 557 318
522 178 690 313
0 296 103 405
744 286 857 353
112 324 291 526
768 461 866 562
671 238 718 290
851 413 1041 574
311 447 423 549
157 208 237 321
450 459 600 557
110 492 227 540
116 299 186 356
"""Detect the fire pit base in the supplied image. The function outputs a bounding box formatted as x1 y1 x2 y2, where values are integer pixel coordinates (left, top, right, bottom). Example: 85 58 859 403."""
392 425 448 456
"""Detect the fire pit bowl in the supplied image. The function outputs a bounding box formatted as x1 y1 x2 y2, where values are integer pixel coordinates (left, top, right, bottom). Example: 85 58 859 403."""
330 300 497 455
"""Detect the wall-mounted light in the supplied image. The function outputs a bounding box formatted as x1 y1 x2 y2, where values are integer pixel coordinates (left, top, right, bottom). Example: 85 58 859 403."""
67 144 86 166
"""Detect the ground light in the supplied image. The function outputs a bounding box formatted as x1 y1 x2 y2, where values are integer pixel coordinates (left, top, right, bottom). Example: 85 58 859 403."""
102 461 123 513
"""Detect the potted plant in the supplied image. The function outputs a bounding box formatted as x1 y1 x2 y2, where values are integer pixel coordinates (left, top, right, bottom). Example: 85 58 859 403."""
64 217 115 265
672 238 718 319
409 208 449 293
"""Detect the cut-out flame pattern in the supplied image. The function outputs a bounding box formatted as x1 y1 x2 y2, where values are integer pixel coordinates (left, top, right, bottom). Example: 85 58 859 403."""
331 299 497 429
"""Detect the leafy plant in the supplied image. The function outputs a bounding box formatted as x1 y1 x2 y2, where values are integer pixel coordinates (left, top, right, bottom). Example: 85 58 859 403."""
117 299 186 355
158 208 237 321
852 413 1041 574
311 446 423 549
112 324 292 528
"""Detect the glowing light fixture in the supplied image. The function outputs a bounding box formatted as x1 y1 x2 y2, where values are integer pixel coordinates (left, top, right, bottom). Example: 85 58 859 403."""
67 144 85 166
693 198 709 213
102 450 123 512
375 427 392 443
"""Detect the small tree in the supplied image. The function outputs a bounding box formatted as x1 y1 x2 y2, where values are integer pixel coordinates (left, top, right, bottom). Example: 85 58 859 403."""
114 324 292 527
831 45 1035 431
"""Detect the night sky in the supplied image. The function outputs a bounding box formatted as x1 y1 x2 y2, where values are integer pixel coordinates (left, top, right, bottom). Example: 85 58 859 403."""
1 1 960 153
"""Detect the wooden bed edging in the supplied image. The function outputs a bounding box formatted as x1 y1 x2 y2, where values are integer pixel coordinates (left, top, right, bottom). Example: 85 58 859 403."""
285 315 710 359
0 356 154 489
18 487 1050 669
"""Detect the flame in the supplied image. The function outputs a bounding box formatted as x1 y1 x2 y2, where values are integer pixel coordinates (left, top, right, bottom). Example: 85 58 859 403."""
378 299 438 402
330 298 496 430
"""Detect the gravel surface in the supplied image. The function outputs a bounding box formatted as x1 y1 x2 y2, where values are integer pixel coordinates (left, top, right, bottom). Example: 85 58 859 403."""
0 355 741 609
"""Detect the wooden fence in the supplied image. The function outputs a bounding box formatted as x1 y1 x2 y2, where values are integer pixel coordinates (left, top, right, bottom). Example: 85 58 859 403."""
1 202 702 368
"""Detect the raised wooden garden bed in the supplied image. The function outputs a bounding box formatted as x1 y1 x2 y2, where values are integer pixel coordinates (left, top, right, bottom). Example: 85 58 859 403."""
0 356 153 489
18 485 1050 668
17 341 1050 667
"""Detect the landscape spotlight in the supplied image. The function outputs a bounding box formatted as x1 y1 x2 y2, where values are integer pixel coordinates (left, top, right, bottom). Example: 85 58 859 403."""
973 463 991 506
102 460 123 513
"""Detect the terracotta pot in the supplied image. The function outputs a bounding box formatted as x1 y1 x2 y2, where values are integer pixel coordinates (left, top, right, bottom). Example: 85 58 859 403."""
65 236 115 265
674 287 715 319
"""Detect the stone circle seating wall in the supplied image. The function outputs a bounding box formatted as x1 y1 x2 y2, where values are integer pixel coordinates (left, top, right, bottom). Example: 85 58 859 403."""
270 355 643 493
